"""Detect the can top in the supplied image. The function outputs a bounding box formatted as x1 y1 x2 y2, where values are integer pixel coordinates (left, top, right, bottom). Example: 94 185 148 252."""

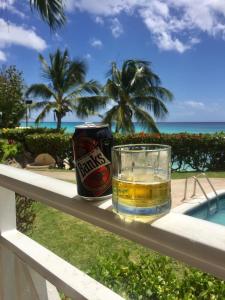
76 122 109 129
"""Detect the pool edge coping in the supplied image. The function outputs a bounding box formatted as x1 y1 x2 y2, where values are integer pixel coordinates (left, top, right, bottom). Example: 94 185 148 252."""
172 189 225 214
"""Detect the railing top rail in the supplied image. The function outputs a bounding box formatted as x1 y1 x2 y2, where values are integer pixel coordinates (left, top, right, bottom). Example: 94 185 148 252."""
1 164 225 281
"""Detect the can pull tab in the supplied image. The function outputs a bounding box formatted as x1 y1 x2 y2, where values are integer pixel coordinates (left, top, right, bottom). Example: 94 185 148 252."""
84 122 96 127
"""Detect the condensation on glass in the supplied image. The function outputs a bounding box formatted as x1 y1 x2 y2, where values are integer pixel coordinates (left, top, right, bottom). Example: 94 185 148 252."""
112 144 171 222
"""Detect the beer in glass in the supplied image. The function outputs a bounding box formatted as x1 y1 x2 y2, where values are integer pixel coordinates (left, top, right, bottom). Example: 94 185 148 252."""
112 144 171 222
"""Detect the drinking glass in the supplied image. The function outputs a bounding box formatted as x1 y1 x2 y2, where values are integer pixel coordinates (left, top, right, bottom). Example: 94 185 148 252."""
112 144 171 222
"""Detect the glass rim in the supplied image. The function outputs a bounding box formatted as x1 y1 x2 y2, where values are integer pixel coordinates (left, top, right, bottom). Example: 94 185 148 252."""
112 144 171 153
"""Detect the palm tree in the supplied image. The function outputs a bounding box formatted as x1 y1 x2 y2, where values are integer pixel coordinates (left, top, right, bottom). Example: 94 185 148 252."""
26 49 103 130
30 0 65 29
102 60 173 133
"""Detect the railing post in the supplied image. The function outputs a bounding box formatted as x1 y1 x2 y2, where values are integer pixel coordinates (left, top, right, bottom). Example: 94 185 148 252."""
0 187 17 300
0 187 16 232
0 187 60 300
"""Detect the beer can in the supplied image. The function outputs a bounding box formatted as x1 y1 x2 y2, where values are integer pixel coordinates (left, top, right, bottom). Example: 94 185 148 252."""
72 123 113 200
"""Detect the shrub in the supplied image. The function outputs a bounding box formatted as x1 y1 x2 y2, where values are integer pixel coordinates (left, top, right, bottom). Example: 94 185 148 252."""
88 251 225 300
179 268 225 299
0 127 64 144
16 194 36 234
25 133 73 168
0 139 23 162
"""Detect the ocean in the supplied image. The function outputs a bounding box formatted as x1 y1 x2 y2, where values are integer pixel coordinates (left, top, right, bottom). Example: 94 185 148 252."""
20 122 225 134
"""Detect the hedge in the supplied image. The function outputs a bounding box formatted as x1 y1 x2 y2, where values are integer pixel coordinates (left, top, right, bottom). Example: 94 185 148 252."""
0 127 64 144
23 132 225 171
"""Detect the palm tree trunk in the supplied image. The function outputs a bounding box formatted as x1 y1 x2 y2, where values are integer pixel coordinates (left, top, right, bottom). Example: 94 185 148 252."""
56 114 62 130
115 122 119 133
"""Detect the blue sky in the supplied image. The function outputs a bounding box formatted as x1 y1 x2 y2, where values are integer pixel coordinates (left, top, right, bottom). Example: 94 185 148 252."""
1 0 225 122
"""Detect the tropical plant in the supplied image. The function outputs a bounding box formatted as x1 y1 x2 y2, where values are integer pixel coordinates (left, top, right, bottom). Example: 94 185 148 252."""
0 65 26 128
26 49 103 129
30 0 65 29
102 60 173 133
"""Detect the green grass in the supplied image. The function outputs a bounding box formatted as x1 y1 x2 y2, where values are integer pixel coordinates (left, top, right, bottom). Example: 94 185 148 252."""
171 171 225 179
30 202 152 272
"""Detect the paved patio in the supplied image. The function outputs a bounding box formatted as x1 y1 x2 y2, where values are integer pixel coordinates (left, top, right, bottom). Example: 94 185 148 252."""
29 169 225 208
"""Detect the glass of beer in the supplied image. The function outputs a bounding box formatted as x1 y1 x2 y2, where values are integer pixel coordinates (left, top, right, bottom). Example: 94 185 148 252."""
112 144 171 223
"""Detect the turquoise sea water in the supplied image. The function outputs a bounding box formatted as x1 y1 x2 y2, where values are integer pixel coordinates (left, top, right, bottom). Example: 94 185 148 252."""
20 122 225 134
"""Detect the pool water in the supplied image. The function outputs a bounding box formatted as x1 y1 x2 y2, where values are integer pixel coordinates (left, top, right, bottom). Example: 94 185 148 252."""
185 194 225 226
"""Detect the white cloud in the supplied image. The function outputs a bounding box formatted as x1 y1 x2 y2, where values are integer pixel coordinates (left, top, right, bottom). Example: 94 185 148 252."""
0 50 6 62
138 2 201 53
0 0 15 9
0 0 26 19
110 18 123 38
65 0 135 15
0 18 47 53
184 101 205 109
95 16 104 25
90 38 103 48
65 0 225 52
166 99 225 121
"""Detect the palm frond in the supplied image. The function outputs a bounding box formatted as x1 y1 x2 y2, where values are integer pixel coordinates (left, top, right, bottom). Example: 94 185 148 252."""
31 100 51 111
103 79 119 101
30 0 66 30
39 54 51 80
121 60 153 90
35 102 55 123
26 84 54 99
79 80 101 94
131 95 168 118
49 49 70 91
66 80 101 98
151 86 173 102
132 105 159 133
75 96 108 118
102 105 120 128
65 60 87 86
106 62 121 83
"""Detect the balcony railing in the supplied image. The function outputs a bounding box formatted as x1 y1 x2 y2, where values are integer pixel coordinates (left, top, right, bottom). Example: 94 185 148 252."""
1 164 225 299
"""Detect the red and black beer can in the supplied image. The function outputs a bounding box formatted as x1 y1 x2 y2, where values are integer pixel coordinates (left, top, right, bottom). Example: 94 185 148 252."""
72 123 113 200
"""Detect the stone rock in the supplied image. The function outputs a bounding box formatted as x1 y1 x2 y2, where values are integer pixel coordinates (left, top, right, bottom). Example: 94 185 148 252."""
34 153 56 166
26 153 56 170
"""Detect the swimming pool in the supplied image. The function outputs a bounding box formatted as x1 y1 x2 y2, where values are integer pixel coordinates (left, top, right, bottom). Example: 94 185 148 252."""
185 193 225 226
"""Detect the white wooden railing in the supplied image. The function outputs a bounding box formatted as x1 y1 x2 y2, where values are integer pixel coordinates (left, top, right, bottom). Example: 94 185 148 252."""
1 164 225 299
